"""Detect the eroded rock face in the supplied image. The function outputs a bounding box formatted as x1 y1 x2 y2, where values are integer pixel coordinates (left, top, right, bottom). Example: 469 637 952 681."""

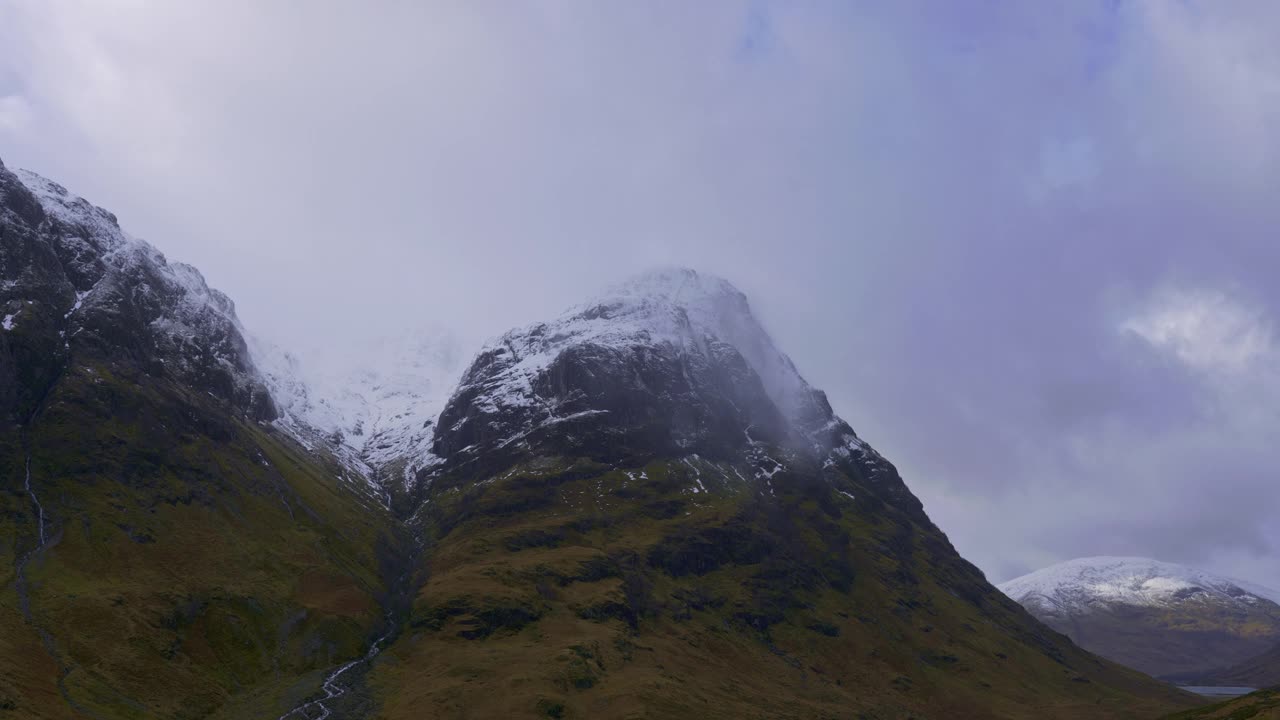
0 158 274 426
433 327 790 468
431 270 842 468
419 268 926 525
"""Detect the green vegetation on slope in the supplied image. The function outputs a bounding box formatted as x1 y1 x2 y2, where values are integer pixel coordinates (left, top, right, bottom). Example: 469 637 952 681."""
1197 643 1280 689
366 454 1197 720
0 363 404 719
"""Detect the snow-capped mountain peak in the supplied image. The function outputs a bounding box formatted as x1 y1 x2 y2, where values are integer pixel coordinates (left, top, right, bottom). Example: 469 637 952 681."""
425 267 875 480
1000 556 1280 614
452 267 832 434
584 267 823 428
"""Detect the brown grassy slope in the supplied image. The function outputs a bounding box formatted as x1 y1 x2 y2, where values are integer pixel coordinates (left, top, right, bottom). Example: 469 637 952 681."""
0 363 401 719
1197 642 1280 689
1038 601 1280 680
366 456 1198 720
1165 688 1280 719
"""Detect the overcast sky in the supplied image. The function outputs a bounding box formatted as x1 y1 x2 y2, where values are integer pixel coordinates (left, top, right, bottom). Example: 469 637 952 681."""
3 1 1279 589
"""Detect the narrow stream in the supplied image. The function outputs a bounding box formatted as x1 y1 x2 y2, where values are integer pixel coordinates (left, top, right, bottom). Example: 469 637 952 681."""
277 550 419 720
13 450 103 717
24 455 46 545
277 623 396 720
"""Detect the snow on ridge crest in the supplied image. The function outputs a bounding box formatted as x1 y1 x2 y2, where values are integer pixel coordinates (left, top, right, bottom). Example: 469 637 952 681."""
473 267 822 429
999 556 1280 613
15 168 126 248
10 167 266 408
13 168 240 329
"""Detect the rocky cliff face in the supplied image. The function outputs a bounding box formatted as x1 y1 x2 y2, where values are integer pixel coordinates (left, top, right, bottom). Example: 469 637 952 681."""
424 269 913 507
1001 557 1280 679
0 160 274 428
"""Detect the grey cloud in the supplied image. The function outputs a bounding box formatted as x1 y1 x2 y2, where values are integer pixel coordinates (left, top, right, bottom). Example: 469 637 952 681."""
2 1 1278 587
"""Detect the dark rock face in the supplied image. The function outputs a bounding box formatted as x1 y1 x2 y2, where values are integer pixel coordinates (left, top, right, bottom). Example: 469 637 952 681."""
433 334 791 472
0 158 274 428
425 268 928 525
428 269 841 473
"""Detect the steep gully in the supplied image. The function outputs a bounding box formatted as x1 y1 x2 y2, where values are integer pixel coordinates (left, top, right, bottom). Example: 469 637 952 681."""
278 514 423 719
277 619 397 720
23 456 45 545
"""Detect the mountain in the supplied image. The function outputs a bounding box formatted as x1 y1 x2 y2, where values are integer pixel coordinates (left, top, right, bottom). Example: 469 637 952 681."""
0 158 406 718
360 269 1195 719
0 160 1199 719
1000 557 1280 680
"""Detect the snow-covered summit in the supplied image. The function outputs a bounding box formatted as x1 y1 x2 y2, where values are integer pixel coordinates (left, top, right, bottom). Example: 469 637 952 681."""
456 267 833 435
589 268 826 429
429 267 872 476
1000 557 1280 616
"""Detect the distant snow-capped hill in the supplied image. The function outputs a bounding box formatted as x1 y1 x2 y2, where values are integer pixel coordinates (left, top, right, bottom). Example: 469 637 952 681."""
1000 556 1280 614
1000 557 1280 679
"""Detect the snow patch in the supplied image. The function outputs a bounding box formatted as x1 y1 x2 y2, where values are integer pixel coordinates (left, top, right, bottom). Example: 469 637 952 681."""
250 330 465 489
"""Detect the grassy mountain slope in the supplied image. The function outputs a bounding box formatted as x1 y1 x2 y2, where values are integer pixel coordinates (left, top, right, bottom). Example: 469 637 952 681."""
1053 604 1280 680
0 362 404 718
366 451 1196 720
1166 688 1280 719
1194 643 1280 689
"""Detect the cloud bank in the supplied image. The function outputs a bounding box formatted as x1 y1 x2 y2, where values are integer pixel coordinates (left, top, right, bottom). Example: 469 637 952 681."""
3 0 1279 587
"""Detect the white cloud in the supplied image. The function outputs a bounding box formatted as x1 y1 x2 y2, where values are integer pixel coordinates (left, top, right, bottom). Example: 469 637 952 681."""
3 1 1280 589
1123 288 1272 376
0 94 32 133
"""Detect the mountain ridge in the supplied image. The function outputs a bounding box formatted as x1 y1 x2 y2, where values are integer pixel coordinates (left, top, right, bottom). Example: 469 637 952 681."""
1001 556 1280 612
1001 556 1280 680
